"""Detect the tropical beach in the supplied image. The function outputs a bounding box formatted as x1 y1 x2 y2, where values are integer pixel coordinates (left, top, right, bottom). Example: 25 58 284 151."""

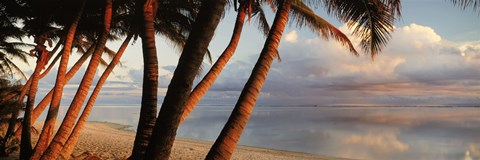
1 0 479 159
6 121 341 160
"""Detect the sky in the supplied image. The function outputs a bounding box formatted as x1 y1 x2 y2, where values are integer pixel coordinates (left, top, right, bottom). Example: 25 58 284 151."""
18 0 480 106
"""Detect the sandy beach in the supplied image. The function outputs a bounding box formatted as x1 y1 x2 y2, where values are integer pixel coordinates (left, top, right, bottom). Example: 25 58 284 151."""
4 121 346 160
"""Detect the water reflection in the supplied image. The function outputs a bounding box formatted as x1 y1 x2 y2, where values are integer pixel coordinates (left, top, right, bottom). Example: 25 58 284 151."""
52 106 480 160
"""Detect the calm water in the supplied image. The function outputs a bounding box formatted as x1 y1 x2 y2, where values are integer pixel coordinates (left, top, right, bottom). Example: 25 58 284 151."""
55 105 480 160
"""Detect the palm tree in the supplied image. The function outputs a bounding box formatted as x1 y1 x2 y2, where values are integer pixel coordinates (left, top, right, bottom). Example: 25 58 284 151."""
19 8 62 160
129 0 160 159
31 35 95 159
34 13 120 147
129 0 199 158
0 13 30 80
13 40 95 140
143 0 227 159
19 35 48 159
0 78 23 157
39 0 112 159
206 0 400 159
12 34 120 140
59 33 133 159
180 0 270 123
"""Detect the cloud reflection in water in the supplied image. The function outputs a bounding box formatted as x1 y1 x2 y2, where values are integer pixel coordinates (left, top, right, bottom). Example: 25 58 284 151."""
69 105 480 160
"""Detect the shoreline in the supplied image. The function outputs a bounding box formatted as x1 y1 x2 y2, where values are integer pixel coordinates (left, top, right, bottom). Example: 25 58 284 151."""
7 121 348 160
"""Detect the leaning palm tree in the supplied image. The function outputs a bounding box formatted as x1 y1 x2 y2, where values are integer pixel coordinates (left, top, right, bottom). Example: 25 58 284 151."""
0 78 23 157
128 0 201 158
59 33 133 159
143 0 227 159
38 0 111 159
206 0 400 159
180 0 270 123
129 0 160 159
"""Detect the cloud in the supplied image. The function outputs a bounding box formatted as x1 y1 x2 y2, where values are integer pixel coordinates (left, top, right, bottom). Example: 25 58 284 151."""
203 23 480 105
343 131 409 153
284 30 298 43
32 23 479 106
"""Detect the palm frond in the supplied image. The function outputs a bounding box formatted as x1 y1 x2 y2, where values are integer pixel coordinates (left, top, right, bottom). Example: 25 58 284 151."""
103 46 117 60
289 0 358 55
100 58 109 68
450 0 480 11
251 1 270 37
1 59 15 78
321 0 396 59
3 57 27 80
383 0 402 18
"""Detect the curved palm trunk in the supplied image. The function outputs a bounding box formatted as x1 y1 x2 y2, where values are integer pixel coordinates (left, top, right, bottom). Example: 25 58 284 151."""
32 43 95 123
59 34 132 159
205 1 290 159
129 0 159 159
180 4 247 124
16 40 62 105
19 51 47 159
10 41 62 139
3 109 18 143
144 0 226 159
31 1 88 159
4 47 59 143
41 1 112 159
14 44 95 139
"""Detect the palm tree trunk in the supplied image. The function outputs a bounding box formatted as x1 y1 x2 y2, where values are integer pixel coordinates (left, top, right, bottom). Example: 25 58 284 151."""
144 0 226 159
59 34 132 159
19 51 47 159
3 109 18 143
7 41 62 143
32 0 87 159
15 39 62 106
39 40 63 78
13 43 95 139
8 40 62 141
18 19 65 160
129 0 159 159
180 3 247 124
41 0 112 159
205 1 290 159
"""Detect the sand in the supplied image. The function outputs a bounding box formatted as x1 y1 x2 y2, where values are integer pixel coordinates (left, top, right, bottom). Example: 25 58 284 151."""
5 122 347 160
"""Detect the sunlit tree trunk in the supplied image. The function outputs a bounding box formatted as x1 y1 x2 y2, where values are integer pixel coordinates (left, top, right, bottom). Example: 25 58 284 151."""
129 0 159 159
16 40 62 105
180 2 247 123
144 0 226 159
205 1 290 159
59 34 132 159
19 49 47 159
31 1 88 159
40 0 112 159
6 41 61 143
14 43 95 139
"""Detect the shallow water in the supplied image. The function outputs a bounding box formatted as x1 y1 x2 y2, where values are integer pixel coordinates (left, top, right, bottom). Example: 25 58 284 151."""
56 105 480 160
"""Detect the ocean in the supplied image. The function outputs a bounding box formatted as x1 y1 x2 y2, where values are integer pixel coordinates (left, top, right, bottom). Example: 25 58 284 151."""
53 105 480 160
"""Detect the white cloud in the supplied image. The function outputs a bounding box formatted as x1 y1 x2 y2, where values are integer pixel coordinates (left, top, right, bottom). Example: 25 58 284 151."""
205 23 480 105
284 30 298 43
31 24 479 106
